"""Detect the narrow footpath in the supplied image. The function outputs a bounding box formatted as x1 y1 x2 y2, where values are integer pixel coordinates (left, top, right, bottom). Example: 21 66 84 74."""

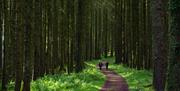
98 65 129 91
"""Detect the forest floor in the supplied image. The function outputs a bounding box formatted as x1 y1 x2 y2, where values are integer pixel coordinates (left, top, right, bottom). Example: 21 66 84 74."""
3 57 154 91
99 66 129 91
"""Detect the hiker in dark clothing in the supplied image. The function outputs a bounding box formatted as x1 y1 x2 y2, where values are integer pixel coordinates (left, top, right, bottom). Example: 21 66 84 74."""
105 62 109 70
99 62 103 70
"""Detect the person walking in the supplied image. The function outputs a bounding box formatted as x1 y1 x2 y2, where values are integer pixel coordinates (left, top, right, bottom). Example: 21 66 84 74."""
99 62 103 70
105 62 109 70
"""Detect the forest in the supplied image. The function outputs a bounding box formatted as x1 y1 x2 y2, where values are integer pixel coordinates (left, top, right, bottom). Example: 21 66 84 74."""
0 0 179 91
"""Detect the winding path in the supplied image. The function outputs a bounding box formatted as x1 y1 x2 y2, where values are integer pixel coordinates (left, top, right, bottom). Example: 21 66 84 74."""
98 66 129 91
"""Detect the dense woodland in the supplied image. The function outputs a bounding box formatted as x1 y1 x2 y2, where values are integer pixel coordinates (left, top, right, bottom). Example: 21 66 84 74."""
0 0 179 91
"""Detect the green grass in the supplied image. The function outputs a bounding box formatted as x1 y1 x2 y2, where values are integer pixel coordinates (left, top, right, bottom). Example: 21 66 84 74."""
4 57 153 91
31 62 105 91
6 60 105 91
102 57 154 91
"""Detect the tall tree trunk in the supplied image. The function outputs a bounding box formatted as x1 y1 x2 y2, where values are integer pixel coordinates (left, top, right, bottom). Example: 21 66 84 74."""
103 9 108 58
15 0 23 90
23 0 33 91
75 0 85 72
0 0 2 70
33 0 42 80
0 0 3 90
151 0 168 90
114 0 123 64
2 0 11 90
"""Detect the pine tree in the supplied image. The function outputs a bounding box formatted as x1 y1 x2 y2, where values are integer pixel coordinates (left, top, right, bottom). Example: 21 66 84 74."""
2 0 11 90
0 0 2 71
114 0 123 64
75 0 86 72
151 0 168 90
14 0 23 90
33 0 42 80
22 0 33 90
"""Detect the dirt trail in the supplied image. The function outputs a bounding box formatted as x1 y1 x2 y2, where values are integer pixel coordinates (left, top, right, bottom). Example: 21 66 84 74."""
98 66 129 91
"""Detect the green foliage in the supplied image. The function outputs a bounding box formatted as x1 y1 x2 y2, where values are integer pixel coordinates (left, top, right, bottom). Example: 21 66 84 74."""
5 57 154 91
5 60 105 91
7 81 15 91
30 62 105 91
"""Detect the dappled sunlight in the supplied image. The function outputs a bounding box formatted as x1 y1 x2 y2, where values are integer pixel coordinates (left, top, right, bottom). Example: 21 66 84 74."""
4 60 105 91
91 84 102 89
29 61 105 91
4 58 153 91
85 62 96 68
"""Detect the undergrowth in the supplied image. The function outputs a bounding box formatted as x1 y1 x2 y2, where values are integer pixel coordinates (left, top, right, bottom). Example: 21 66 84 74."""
4 57 153 91
30 62 105 91
6 60 105 91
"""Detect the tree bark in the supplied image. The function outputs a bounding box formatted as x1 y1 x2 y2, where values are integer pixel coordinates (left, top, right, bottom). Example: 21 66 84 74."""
114 0 123 64
15 0 23 90
23 0 33 91
151 0 168 90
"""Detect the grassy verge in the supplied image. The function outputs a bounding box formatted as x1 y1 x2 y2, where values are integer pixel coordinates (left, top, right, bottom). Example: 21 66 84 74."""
6 60 105 91
103 57 154 91
5 57 153 91
31 61 105 91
